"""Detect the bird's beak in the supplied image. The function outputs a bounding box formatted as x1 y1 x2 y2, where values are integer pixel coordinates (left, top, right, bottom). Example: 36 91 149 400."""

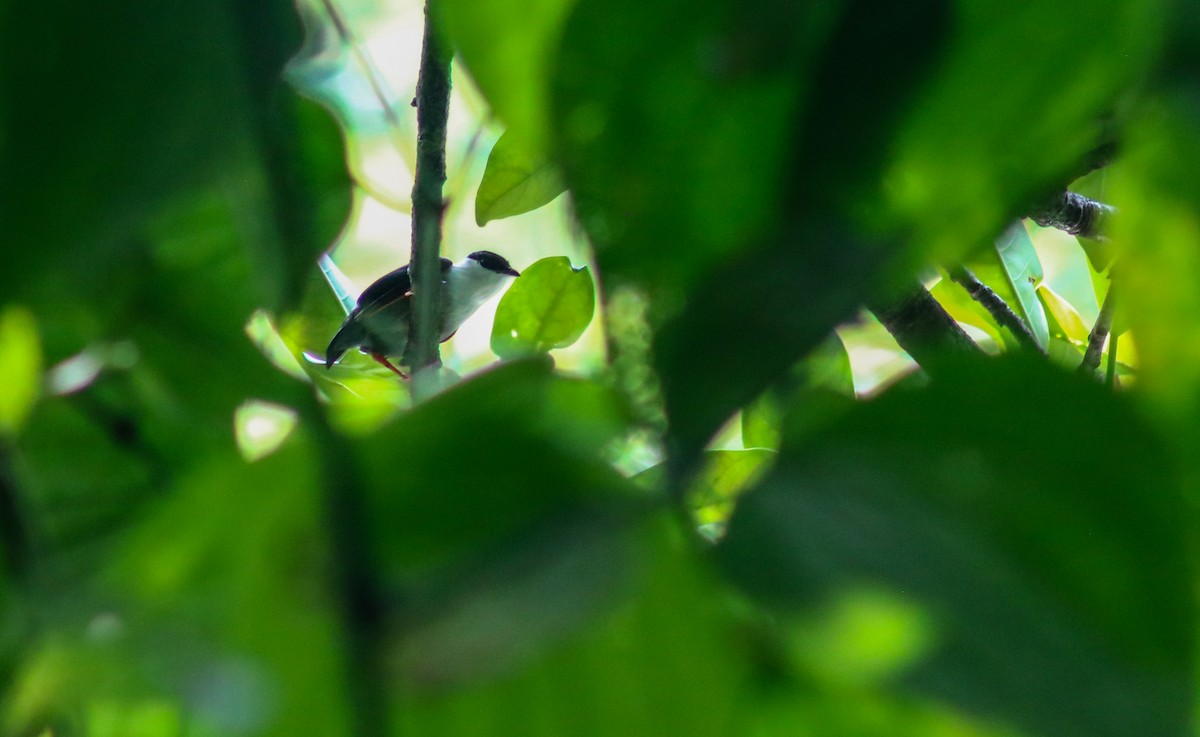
505 267 521 277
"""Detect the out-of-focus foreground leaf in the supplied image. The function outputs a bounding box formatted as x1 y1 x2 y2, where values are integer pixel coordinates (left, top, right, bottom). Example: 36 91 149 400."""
391 515 746 737
0 0 352 731
742 334 854 451
719 355 1192 737
352 359 630 573
438 0 576 151
0 308 41 438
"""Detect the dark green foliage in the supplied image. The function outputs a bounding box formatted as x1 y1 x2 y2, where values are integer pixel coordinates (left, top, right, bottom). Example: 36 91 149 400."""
3 0 1199 735
720 355 1191 737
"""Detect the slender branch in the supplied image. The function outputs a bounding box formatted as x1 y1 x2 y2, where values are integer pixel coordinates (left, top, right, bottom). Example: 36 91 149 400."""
947 266 1043 352
319 0 409 148
407 0 452 383
1106 331 1119 388
1029 190 1114 241
1080 284 1116 375
870 285 982 372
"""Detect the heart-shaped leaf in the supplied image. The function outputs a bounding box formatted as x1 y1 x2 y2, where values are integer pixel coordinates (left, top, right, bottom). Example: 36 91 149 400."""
491 257 595 359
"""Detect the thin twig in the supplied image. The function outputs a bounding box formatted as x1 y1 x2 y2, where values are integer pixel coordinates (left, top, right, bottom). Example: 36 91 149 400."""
1106 331 1119 388
319 0 408 146
947 266 1043 353
1080 285 1116 375
407 0 452 388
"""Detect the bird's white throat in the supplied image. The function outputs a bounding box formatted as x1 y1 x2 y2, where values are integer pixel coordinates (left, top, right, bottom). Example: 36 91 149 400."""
444 257 515 336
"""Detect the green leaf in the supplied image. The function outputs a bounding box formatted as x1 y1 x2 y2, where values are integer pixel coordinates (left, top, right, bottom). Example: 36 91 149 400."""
1109 96 1200 423
1037 284 1091 345
491 257 595 359
106 441 351 737
354 359 632 572
720 355 1193 737
993 221 1050 348
475 130 566 225
438 0 577 151
886 0 1164 261
0 1 349 311
742 334 854 450
393 515 746 737
555 0 951 470
636 449 775 530
0 307 40 437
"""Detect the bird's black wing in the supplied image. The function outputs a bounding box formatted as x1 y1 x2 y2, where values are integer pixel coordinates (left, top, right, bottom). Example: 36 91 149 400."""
355 258 453 316
356 265 412 315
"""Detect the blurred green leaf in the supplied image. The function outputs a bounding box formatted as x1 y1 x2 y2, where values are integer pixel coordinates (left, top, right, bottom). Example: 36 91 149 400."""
354 359 632 572
0 307 41 438
393 515 746 737
106 439 349 737
0 1 349 312
393 511 636 688
491 257 595 359
719 355 1192 737
635 449 774 533
552 0 840 289
475 130 566 225
439 0 576 150
993 221 1049 348
653 225 891 470
1110 97 1200 422
742 334 853 450
886 0 1164 261
559 0 950 469
1037 284 1090 346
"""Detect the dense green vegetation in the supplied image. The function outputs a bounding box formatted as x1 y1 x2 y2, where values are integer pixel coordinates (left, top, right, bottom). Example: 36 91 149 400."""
3 1 1199 736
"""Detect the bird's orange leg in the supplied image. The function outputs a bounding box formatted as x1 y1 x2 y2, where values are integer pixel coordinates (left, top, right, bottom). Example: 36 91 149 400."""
370 352 409 380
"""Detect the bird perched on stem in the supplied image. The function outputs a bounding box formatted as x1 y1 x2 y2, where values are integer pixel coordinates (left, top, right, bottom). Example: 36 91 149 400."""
324 250 520 377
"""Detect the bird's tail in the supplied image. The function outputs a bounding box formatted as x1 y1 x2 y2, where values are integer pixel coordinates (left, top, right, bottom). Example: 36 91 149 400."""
325 312 366 368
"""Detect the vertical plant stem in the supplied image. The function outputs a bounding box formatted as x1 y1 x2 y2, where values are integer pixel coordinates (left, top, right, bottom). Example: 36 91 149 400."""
408 0 452 390
1080 285 1116 375
1106 331 1119 389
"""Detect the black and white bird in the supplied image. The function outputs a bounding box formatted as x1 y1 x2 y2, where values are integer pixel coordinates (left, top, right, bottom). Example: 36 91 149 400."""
324 250 520 377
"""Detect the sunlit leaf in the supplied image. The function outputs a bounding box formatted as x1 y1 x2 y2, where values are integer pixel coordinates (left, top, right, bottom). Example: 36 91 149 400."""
491 257 595 359
1037 284 1091 345
1109 96 1200 423
234 400 298 462
0 306 41 437
994 221 1049 348
475 130 566 225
